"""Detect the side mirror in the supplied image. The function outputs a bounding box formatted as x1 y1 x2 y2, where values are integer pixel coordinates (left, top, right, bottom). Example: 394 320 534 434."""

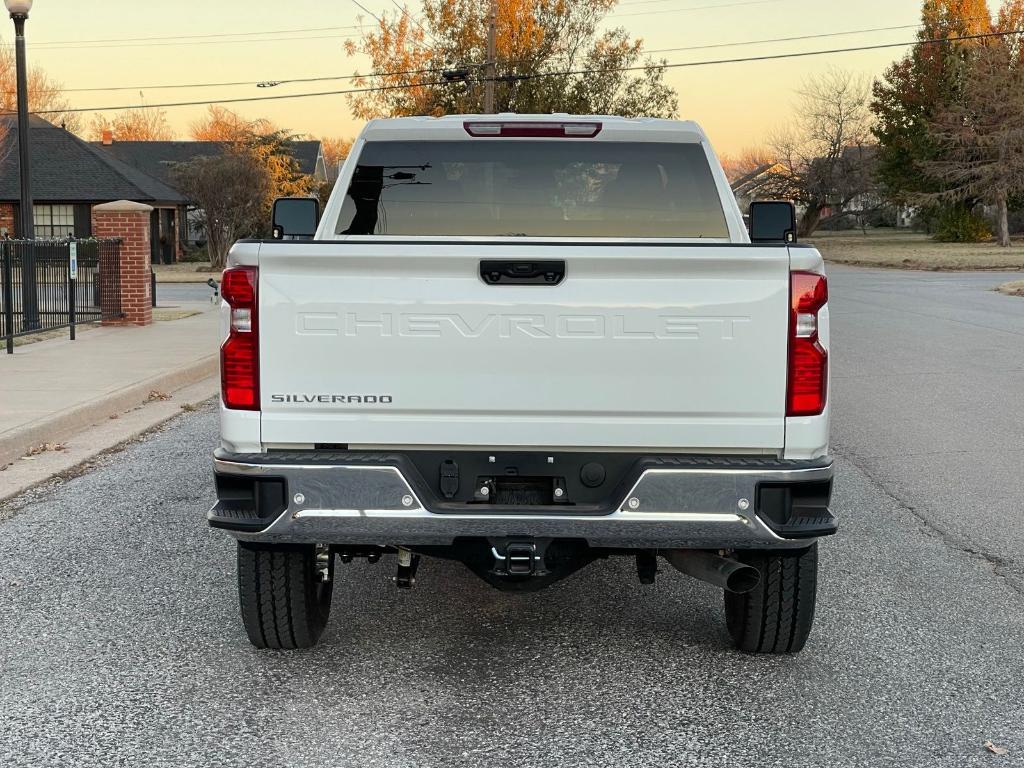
271 197 320 240
749 201 797 243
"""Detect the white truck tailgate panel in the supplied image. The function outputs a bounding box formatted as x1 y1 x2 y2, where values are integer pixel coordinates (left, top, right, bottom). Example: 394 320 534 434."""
257 242 789 450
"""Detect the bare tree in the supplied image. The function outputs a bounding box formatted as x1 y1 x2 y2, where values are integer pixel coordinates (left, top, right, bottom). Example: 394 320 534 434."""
0 42 81 133
762 69 875 236
171 153 271 268
920 40 1024 247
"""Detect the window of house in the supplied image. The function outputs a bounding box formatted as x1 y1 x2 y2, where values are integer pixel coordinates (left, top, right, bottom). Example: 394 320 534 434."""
33 204 76 239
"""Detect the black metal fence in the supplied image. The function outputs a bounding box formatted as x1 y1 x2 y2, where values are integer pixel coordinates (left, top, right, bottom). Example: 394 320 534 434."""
1 238 123 353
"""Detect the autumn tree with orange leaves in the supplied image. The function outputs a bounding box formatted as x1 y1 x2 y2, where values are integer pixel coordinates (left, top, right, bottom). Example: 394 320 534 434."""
344 0 676 119
189 105 318 200
173 106 321 265
190 105 275 142
919 0 1024 246
872 1 1008 206
319 136 353 182
88 107 174 142
871 0 1024 240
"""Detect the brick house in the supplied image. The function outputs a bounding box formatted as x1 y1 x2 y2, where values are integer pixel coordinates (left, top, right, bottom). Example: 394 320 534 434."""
0 117 327 263
92 135 327 249
0 115 189 262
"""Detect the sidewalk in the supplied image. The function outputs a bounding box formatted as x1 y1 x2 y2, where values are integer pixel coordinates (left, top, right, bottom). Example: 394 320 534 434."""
0 304 220 474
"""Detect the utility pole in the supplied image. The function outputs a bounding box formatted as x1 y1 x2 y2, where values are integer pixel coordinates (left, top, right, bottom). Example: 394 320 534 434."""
483 0 496 113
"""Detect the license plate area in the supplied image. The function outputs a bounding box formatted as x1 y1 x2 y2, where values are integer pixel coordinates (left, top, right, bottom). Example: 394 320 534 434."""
472 475 567 506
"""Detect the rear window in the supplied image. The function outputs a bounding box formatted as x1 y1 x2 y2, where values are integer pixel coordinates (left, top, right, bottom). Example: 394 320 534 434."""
334 140 729 238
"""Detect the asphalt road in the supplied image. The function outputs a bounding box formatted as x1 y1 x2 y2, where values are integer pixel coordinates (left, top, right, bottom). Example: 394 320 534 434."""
155 282 218 305
2 266 1023 767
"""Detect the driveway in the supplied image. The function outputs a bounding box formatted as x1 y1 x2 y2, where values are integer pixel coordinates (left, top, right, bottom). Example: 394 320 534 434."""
1 266 1021 767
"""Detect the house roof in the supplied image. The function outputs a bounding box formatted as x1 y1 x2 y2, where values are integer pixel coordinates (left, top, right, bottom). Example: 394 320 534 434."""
730 163 792 197
0 115 187 204
730 163 777 193
92 139 324 187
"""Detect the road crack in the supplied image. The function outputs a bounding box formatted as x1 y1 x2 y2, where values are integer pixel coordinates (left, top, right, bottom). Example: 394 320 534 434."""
833 442 1023 598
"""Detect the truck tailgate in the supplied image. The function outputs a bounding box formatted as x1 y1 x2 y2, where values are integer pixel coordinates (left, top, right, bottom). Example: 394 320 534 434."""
256 241 789 450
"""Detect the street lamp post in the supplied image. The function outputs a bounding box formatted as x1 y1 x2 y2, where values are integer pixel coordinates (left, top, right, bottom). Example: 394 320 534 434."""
6 0 34 239
5 0 37 329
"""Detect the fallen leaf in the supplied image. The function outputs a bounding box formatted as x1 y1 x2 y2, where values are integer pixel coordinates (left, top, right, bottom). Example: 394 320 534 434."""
146 390 172 402
985 741 1009 756
23 442 67 457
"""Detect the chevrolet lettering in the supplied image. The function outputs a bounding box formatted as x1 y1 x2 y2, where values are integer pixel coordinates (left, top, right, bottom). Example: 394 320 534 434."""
295 311 752 340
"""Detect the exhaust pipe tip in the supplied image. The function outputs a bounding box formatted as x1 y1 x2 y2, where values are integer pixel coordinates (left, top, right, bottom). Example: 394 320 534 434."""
662 549 762 594
724 565 760 594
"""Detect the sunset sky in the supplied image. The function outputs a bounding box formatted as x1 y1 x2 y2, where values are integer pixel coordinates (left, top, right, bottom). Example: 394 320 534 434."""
5 0 948 155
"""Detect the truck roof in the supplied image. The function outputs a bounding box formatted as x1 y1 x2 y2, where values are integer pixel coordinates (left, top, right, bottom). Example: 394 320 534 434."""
360 115 709 143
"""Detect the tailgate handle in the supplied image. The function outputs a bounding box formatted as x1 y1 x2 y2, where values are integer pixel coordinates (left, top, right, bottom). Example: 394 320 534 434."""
480 260 565 286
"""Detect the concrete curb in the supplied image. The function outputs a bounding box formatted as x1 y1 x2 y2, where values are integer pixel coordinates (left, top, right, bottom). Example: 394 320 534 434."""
0 354 218 469
0 377 218 507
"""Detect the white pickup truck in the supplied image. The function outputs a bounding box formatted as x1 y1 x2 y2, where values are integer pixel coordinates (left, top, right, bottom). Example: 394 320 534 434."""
209 115 834 654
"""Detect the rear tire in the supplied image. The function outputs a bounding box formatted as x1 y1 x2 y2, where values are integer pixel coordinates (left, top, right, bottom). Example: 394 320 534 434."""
724 544 818 654
237 542 334 649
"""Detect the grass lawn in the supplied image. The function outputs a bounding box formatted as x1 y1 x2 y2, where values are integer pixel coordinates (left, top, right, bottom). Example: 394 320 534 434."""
808 230 1024 271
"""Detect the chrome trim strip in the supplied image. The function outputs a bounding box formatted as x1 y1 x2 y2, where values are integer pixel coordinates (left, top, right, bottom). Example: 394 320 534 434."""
616 465 832 514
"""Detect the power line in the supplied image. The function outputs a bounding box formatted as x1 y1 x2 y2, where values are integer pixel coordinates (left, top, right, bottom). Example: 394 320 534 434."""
644 21 935 55
350 0 386 25
389 0 443 46
0 25 362 49
3 0 780 49
617 0 771 6
10 34 357 52
23 28 1023 116
609 0 784 18
11 21 933 95
619 0 758 5
542 29 1024 80
5 65 460 95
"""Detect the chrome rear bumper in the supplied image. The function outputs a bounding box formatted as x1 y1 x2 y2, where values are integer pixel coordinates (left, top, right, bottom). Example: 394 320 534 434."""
210 452 835 550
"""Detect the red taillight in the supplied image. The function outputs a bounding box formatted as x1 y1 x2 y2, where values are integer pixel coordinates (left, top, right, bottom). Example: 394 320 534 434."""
221 266 259 410
463 121 602 138
787 271 828 417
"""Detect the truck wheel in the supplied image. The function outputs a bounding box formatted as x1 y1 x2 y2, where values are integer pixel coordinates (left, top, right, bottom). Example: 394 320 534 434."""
237 542 333 649
723 544 817 654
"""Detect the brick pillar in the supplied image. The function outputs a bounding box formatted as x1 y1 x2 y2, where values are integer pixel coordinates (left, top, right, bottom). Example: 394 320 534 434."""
0 203 16 237
91 200 153 326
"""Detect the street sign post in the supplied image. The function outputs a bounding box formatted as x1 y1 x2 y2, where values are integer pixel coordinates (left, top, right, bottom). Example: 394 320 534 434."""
69 242 77 340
